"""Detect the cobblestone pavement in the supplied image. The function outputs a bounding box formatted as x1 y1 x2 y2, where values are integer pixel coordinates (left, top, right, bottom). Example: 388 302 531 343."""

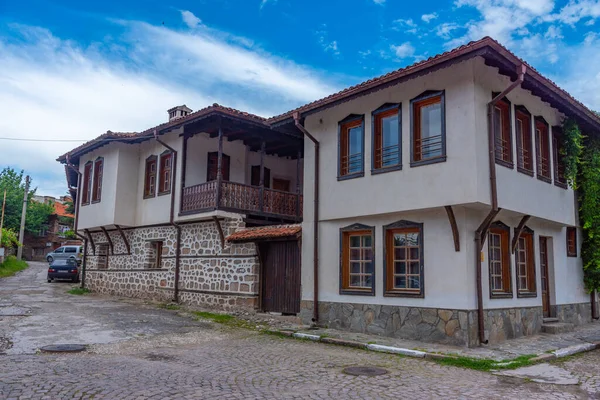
0 262 595 399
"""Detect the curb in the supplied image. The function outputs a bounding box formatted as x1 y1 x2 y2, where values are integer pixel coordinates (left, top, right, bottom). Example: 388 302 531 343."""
553 343 597 358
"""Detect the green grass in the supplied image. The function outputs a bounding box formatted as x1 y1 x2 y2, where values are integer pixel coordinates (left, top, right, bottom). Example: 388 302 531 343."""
193 311 235 323
434 354 537 372
0 256 28 278
67 287 91 295
158 303 181 310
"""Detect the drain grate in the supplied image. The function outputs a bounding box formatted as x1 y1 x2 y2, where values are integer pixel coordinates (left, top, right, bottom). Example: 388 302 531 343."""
40 344 86 353
342 366 389 376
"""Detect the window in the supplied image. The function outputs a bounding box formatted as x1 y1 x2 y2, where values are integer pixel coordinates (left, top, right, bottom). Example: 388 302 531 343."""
567 227 577 257
145 240 163 269
340 224 374 295
515 227 536 296
411 91 445 166
515 106 534 175
384 220 424 297
492 95 513 167
372 104 401 172
535 117 551 182
82 161 93 205
144 156 157 198
207 152 230 181
553 126 567 188
338 115 364 179
250 166 271 188
158 152 173 195
488 222 512 297
92 157 103 203
97 243 109 269
64 247 77 253
54 247 64 254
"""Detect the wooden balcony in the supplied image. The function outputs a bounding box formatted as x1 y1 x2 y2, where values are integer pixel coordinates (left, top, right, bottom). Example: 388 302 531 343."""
181 181 303 221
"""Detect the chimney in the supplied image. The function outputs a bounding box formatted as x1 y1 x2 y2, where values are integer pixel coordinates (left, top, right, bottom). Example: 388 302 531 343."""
167 105 193 121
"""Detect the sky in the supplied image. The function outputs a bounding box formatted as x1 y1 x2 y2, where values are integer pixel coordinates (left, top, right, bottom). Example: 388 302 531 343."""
0 0 599 197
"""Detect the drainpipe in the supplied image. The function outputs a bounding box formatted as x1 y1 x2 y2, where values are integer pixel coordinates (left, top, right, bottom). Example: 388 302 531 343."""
592 291 599 320
65 155 88 288
293 112 320 324
154 130 182 303
475 64 526 345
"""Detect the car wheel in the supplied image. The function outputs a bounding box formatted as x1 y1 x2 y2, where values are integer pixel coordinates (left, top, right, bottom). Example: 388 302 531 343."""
47 256 53 263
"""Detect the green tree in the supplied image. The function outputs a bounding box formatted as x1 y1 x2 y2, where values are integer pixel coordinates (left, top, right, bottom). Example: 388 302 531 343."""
0 228 20 248
26 200 55 235
64 194 75 215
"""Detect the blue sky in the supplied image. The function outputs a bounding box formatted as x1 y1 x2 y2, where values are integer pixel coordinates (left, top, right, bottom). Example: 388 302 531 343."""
1 0 599 196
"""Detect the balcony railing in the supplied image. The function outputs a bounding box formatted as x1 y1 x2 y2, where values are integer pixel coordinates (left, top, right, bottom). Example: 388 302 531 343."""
181 181 302 221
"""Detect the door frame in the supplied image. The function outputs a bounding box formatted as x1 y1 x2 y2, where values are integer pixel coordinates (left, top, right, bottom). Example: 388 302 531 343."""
258 239 301 314
539 236 552 317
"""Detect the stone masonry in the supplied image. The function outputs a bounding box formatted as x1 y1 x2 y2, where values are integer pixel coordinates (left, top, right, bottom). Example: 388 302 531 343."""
84 216 259 310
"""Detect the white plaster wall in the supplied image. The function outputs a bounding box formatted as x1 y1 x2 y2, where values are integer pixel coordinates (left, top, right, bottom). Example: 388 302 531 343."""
472 58 577 226
113 144 140 227
185 134 247 187
246 151 303 192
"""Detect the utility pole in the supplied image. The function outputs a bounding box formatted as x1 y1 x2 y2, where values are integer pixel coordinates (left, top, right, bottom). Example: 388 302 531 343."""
17 176 30 261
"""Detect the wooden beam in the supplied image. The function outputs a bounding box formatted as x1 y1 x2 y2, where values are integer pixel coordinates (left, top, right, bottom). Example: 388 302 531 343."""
216 120 223 208
477 208 501 251
100 227 114 255
212 216 225 249
444 206 460 252
115 225 131 255
84 229 96 256
259 141 265 212
511 215 531 254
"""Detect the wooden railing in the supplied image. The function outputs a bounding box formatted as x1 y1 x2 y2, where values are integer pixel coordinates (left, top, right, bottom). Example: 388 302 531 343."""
181 181 302 220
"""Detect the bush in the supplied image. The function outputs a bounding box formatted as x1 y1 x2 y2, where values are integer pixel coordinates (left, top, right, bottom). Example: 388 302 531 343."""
0 255 28 278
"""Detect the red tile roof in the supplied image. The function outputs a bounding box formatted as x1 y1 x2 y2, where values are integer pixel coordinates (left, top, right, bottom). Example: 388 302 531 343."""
54 201 73 218
226 224 301 243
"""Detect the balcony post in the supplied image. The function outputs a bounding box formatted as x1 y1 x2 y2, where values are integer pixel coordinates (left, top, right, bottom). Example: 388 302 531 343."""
296 150 301 218
180 133 189 212
216 122 223 209
259 141 265 213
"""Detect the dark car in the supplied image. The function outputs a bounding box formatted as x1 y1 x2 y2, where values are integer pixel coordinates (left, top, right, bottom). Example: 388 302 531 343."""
47 259 80 283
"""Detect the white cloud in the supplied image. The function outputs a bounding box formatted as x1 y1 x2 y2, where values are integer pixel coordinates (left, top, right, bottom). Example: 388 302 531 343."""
545 25 563 39
316 25 341 56
436 22 460 39
422 13 439 23
260 0 277 9
180 10 201 29
392 18 418 34
548 0 600 24
373 0 386 4
0 22 336 197
390 42 415 59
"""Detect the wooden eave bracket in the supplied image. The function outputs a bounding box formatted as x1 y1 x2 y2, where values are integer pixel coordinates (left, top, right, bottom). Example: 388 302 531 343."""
100 227 114 255
212 216 225 249
511 215 531 254
115 225 131 255
444 206 460 252
84 229 96 256
476 208 501 251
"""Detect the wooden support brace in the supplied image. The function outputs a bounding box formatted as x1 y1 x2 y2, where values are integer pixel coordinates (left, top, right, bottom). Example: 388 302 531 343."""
511 215 531 254
84 229 96 256
100 227 114 255
476 208 501 252
213 216 225 249
115 225 131 255
444 206 460 252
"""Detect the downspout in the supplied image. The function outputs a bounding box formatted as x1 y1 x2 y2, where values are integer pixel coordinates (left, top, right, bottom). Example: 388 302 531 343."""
154 130 182 303
293 112 320 323
65 155 88 288
475 64 526 345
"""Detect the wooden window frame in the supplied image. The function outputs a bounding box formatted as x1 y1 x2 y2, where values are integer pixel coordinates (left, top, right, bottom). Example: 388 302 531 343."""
147 240 163 269
371 103 402 174
339 223 375 296
338 114 365 180
566 227 577 257
552 126 568 189
535 117 552 183
488 221 513 298
383 220 424 298
515 227 537 297
91 157 104 203
81 161 93 206
492 94 513 168
515 105 534 176
97 243 109 269
207 152 231 182
144 155 157 199
251 165 271 188
158 151 173 195
410 90 446 167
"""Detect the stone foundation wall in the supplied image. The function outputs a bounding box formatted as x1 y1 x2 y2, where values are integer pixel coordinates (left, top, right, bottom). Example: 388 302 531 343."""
478 306 543 346
83 216 259 310
553 303 593 325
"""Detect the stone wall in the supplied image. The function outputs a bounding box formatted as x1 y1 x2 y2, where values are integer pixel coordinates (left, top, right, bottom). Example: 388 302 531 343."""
553 303 593 326
478 306 543 346
83 216 259 310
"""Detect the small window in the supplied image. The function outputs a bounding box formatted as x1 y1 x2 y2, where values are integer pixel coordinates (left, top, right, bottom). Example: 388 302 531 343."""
535 117 551 182
145 240 163 269
338 115 364 179
515 106 534 175
492 95 513 167
92 157 103 203
340 224 375 295
515 227 536 296
384 220 424 297
158 152 173 195
250 166 271 188
82 161 93 205
372 104 401 172
488 222 512 297
54 247 65 254
64 247 76 253
411 91 445 166
97 243 109 269
567 227 577 257
207 152 230 182
553 126 567 188
144 156 157 198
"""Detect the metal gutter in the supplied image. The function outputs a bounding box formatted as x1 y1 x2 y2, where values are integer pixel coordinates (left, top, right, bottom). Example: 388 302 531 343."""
65 155 88 288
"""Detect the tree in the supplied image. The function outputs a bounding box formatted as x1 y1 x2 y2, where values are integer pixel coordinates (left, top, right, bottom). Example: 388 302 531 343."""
1 228 20 248
64 195 75 215
26 200 55 235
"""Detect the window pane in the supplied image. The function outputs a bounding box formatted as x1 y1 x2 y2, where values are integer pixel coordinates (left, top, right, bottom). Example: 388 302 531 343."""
406 232 419 246
409 262 420 275
365 262 373 273
348 126 363 174
381 114 399 166
350 249 360 260
395 276 407 288
362 235 372 247
350 262 360 273
409 247 419 260
350 275 361 287
394 247 406 260
364 275 372 287
363 248 373 260
409 277 420 289
350 236 360 247
420 102 442 159
395 262 406 275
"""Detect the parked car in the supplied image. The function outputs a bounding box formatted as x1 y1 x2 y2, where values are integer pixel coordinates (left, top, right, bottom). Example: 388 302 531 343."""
47 259 80 283
46 245 83 264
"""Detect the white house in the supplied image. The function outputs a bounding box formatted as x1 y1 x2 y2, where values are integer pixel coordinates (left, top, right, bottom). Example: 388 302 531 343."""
59 37 600 347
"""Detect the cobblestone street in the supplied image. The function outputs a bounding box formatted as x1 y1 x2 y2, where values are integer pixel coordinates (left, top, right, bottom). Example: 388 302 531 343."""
0 263 597 399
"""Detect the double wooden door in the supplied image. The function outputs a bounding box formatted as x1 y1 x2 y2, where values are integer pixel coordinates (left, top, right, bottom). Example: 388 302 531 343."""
260 240 301 314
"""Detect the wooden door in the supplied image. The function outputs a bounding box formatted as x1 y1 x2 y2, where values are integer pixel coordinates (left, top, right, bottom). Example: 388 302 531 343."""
273 178 290 192
540 237 550 317
260 240 301 314
251 166 271 188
